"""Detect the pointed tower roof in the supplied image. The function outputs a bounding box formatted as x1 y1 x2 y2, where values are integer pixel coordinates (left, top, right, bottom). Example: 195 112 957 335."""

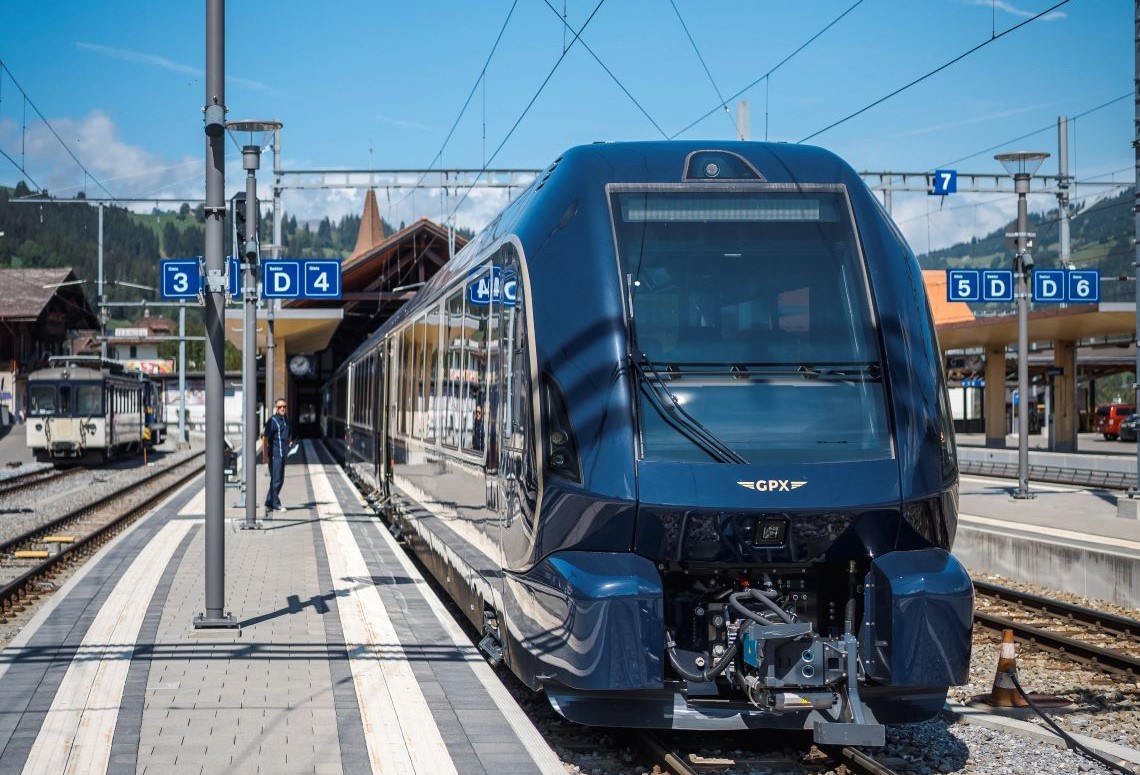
350 188 387 261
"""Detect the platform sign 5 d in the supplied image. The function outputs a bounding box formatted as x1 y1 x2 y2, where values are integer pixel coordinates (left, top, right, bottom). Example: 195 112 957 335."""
262 259 342 299
160 259 202 299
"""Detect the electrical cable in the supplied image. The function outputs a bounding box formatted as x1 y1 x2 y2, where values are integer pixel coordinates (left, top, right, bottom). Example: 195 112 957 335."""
671 0 867 139
393 0 521 213
1008 671 1136 775
666 0 737 137
0 61 116 198
447 0 607 222
539 0 667 138
799 0 1074 143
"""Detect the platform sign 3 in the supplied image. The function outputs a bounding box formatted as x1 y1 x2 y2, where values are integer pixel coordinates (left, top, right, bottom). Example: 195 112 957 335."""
946 269 980 302
160 259 201 299
931 169 957 196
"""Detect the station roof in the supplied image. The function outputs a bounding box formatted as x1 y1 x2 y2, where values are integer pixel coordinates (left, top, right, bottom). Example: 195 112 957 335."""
0 268 98 326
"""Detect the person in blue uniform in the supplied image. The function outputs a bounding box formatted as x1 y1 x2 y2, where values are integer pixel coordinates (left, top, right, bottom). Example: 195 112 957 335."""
261 398 292 512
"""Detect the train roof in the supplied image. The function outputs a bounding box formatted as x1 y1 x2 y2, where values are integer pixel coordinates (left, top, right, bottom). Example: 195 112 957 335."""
30 356 149 381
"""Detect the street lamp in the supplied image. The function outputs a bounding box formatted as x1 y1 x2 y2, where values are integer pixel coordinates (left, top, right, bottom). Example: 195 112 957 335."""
226 119 281 531
995 150 1049 500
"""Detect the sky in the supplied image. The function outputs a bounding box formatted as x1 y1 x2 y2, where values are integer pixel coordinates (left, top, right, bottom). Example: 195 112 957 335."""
0 0 1130 255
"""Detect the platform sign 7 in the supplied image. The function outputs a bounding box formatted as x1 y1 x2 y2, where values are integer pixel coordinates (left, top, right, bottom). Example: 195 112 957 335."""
1068 269 1100 303
931 169 957 196
946 269 979 302
161 259 201 299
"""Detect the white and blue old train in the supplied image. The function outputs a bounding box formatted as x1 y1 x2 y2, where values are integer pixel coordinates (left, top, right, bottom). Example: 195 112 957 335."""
324 142 973 747
26 356 160 464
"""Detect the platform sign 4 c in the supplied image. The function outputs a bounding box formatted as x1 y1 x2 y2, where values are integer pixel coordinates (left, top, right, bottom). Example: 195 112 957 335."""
262 259 342 299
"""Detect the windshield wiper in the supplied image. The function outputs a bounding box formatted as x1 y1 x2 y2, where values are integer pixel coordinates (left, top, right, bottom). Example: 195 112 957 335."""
632 354 749 465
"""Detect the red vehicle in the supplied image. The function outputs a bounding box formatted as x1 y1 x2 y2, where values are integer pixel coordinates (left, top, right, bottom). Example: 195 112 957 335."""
1094 404 1135 440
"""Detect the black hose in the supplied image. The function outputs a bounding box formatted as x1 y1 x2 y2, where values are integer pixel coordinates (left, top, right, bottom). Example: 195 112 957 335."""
729 588 794 625
664 631 738 682
1008 670 1137 775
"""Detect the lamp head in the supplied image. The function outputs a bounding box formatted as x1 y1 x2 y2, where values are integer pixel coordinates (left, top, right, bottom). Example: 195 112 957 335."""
225 119 282 154
994 151 1050 177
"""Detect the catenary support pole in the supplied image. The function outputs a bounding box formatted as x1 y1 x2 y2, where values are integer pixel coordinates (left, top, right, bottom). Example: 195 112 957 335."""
195 0 237 629
242 148 260 529
178 299 187 446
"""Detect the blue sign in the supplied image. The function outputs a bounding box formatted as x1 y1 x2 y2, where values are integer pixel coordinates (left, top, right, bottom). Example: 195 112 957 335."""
1032 270 1066 302
467 266 517 307
303 260 342 299
946 269 980 302
981 270 1014 302
262 260 302 298
229 257 242 297
1068 270 1100 303
160 259 201 299
961 378 985 387
931 169 957 196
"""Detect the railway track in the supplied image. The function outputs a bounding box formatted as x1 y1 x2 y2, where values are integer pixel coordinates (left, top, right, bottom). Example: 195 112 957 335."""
0 452 204 622
633 731 905 775
973 579 1140 675
0 466 85 499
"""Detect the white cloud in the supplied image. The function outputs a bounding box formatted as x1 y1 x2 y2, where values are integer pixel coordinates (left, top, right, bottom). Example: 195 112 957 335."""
888 191 1014 257
961 0 1065 21
374 114 436 132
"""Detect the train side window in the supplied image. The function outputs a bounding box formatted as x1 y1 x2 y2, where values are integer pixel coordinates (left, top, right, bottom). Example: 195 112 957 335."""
399 323 415 436
462 267 491 456
442 291 464 448
499 244 537 522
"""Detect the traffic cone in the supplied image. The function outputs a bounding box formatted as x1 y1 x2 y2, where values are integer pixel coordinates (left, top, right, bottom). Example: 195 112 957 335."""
984 629 1029 708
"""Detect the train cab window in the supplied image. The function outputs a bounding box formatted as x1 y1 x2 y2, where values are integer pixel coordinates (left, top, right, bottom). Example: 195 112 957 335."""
58 385 73 415
28 384 56 416
612 187 891 464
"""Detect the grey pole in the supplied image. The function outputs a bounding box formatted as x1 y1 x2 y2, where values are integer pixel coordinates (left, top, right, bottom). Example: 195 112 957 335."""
267 126 281 427
241 147 260 529
1014 177 1031 499
178 299 187 446
1058 117 1071 270
195 0 237 629
97 203 106 359
996 151 1048 501
1133 0 1140 498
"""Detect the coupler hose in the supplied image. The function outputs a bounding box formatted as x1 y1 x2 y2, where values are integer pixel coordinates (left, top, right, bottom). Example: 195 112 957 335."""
664 631 738 683
729 587 795 625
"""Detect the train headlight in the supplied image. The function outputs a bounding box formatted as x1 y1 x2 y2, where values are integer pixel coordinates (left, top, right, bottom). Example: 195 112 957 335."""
543 374 581 484
86 423 98 432
34 423 42 431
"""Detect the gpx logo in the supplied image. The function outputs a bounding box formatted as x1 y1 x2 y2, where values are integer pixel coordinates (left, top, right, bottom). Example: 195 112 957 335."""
737 479 807 492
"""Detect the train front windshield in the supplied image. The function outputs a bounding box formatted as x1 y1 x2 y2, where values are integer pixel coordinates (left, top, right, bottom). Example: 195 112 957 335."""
611 187 892 464
27 382 104 417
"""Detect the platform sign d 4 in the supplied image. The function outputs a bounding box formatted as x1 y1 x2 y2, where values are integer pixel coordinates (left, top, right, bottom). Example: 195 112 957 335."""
261 259 342 299
160 259 202 299
931 169 957 196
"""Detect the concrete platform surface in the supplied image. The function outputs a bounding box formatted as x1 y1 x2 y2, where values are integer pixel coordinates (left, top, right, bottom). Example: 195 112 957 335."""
0 441 562 775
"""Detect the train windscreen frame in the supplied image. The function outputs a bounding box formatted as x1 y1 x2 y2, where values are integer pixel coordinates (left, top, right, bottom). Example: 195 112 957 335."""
27 381 104 417
609 185 892 465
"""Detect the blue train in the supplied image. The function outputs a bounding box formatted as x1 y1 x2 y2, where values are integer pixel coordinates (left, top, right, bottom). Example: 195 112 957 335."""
324 142 973 746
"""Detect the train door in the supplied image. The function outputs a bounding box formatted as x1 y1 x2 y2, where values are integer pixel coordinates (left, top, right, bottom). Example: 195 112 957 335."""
372 347 384 486
496 243 537 570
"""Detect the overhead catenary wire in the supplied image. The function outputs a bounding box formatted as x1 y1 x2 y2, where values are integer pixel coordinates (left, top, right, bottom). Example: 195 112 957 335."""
798 0 1074 143
447 0 608 223
0 60 116 199
539 0 667 138
670 0 868 140
666 0 737 137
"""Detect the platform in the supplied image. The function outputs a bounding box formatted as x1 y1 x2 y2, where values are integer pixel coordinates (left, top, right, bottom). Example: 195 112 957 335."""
0 441 563 774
